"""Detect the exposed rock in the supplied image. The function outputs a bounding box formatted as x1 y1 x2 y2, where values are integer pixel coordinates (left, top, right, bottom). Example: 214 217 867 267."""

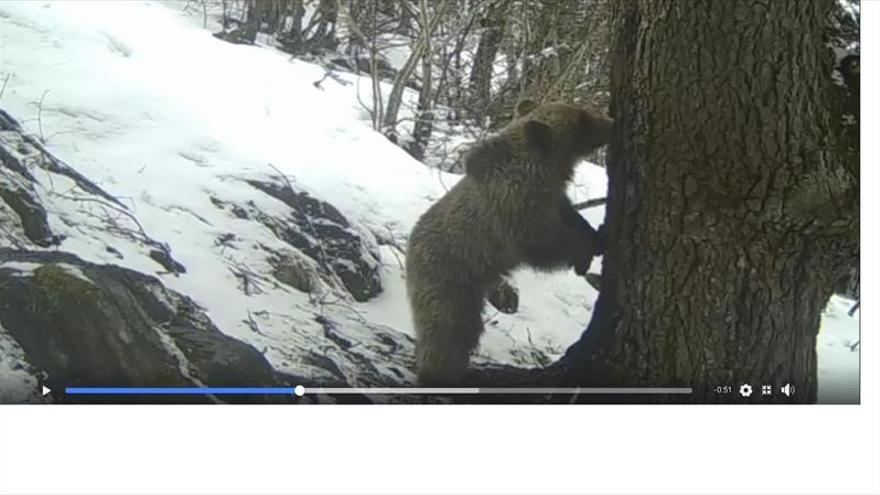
487 278 519 314
267 248 319 293
0 249 285 404
0 176 57 247
0 120 57 248
212 28 254 45
148 247 187 274
244 179 382 301
0 325 48 404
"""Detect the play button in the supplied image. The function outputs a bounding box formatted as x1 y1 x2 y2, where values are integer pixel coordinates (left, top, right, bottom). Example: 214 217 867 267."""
41 386 50 396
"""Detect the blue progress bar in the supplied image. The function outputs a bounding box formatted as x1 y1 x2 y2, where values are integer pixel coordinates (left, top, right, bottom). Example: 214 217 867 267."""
65 387 295 395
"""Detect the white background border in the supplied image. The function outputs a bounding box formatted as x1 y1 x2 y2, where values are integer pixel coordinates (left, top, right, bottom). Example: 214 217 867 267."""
1 2 878 494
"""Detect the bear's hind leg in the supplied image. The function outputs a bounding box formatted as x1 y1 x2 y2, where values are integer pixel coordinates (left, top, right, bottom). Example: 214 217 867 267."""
414 288 484 386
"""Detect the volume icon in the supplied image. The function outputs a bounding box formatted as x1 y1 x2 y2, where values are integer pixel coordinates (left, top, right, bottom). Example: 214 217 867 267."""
780 383 796 397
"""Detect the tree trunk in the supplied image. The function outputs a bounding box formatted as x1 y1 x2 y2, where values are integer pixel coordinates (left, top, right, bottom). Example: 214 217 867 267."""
307 0 339 53
467 0 507 118
382 1 447 134
397 0 415 36
240 0 261 43
278 0 306 54
562 0 858 404
408 0 437 161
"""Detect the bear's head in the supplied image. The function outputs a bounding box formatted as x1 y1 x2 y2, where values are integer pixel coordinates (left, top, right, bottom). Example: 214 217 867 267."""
463 99 612 181
511 99 613 160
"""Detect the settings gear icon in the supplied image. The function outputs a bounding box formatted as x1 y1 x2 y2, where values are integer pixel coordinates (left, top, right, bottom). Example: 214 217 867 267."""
739 384 753 397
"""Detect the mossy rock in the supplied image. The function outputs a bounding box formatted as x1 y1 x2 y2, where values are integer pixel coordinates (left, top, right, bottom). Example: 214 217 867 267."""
0 250 285 404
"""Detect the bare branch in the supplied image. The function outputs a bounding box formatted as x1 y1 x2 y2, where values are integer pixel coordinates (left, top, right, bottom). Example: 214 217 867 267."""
0 73 12 101
572 197 607 210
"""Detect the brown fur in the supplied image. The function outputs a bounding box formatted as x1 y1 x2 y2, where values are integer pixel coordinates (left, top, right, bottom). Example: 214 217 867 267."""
405 100 612 384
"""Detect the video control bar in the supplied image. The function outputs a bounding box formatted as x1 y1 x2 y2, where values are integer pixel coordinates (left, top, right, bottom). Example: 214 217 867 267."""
61 386 693 396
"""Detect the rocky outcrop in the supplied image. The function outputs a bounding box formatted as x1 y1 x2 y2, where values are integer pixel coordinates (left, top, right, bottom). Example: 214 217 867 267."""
216 178 383 302
0 106 418 404
0 250 285 403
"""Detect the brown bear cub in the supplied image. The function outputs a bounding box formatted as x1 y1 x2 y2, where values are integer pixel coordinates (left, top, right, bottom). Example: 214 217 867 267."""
405 99 612 385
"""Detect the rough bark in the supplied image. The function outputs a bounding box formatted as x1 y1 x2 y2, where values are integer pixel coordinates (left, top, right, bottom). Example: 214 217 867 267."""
562 0 858 404
408 0 437 160
467 0 508 117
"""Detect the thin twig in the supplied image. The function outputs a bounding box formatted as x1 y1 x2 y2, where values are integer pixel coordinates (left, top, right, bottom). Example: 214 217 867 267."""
0 73 12 101
350 50 376 124
36 90 49 142
848 300 859 316
378 224 407 273
321 299 370 324
51 190 181 274
245 310 266 335
52 192 147 237
572 197 607 210
313 68 351 90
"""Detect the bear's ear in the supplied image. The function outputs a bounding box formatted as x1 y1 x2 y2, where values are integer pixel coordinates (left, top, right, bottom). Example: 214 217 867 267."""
514 99 538 118
523 120 553 154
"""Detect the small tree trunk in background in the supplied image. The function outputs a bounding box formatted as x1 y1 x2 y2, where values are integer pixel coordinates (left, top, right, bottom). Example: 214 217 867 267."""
432 6 480 122
562 0 858 404
382 1 447 136
409 0 437 161
368 1 384 131
483 0 593 126
397 0 415 36
308 0 340 52
467 0 507 119
275 0 306 53
240 0 261 43
517 0 560 99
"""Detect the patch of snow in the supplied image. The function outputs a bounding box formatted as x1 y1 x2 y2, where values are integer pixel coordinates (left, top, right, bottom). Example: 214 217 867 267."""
54 263 92 283
0 261 42 276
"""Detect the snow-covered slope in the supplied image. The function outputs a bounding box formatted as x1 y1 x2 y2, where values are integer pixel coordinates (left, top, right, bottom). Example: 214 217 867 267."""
0 1 859 402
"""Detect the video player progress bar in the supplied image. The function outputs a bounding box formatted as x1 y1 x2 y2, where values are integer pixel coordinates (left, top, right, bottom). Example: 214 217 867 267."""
307 387 692 394
65 387 692 395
